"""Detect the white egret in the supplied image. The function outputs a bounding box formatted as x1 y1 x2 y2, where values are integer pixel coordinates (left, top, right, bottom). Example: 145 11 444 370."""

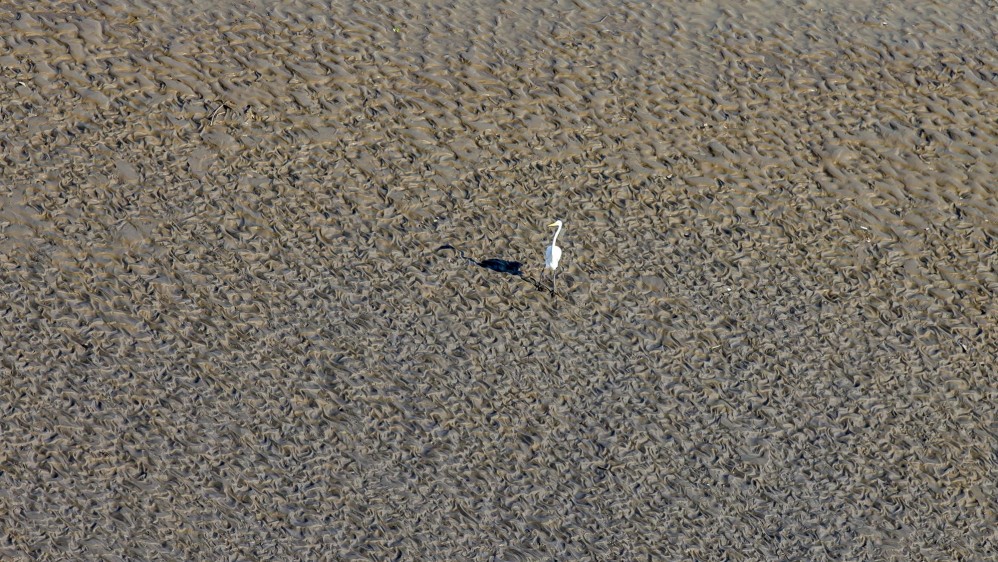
545 220 563 294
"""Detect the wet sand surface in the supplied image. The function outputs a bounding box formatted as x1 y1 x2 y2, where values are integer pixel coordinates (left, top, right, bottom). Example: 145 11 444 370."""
2 0 997 559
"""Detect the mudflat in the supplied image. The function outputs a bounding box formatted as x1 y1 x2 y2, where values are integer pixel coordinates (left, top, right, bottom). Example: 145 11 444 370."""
1 1 995 559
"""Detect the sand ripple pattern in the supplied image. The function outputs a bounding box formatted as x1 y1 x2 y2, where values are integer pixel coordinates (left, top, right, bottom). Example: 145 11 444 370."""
1 0 996 559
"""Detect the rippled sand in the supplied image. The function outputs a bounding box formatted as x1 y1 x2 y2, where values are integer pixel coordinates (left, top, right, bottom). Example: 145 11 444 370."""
2 0 996 559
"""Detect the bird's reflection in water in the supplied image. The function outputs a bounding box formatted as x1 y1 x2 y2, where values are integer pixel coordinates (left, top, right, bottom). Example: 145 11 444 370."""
437 245 546 291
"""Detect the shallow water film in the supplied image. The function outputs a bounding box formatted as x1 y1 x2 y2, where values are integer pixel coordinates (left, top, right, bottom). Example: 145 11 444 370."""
1 0 996 559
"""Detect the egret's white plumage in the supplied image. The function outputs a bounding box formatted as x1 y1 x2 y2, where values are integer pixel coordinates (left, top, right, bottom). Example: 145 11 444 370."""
545 220 563 294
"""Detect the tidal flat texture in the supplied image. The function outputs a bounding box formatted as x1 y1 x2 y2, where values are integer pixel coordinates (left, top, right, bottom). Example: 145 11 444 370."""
1 0 996 559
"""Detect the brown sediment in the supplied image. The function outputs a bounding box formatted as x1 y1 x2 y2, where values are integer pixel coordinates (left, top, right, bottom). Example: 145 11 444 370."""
1 0 996 559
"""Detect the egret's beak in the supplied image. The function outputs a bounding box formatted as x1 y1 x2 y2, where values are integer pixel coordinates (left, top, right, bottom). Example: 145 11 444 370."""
548 222 559 227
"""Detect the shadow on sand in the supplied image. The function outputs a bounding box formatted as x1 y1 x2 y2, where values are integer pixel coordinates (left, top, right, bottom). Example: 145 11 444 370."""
437 244 550 293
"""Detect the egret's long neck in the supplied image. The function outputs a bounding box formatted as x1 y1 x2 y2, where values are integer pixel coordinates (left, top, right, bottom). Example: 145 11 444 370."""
551 223 562 246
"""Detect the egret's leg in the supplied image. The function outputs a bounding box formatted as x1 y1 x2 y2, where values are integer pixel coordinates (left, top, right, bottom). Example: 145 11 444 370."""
553 269 557 295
